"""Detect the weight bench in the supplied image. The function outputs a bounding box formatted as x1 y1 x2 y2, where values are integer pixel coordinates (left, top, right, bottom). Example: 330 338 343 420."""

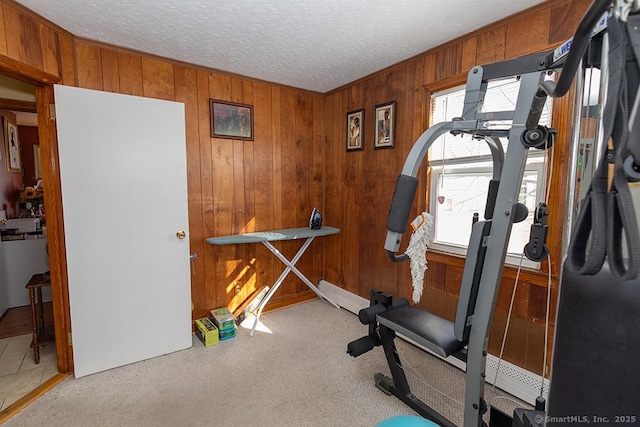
348 220 491 427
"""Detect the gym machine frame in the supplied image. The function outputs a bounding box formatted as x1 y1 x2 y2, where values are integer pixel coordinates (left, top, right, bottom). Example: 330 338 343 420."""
348 2 611 426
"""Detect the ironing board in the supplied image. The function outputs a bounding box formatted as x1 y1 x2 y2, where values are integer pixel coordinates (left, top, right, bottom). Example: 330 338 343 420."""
206 226 341 335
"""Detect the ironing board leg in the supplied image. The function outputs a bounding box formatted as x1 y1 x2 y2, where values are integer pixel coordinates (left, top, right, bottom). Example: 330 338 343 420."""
263 240 340 308
249 237 340 336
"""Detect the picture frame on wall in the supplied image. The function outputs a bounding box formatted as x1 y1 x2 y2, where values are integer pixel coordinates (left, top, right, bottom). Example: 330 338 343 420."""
346 109 364 151
4 118 21 172
374 101 396 149
210 99 254 140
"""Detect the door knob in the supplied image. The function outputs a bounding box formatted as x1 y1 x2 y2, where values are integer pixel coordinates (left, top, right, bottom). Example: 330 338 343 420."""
176 230 186 239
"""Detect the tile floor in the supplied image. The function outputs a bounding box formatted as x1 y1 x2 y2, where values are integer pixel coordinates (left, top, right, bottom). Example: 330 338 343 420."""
0 333 58 411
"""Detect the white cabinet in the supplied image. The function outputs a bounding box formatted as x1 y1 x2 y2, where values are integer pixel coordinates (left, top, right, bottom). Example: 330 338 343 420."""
0 237 50 317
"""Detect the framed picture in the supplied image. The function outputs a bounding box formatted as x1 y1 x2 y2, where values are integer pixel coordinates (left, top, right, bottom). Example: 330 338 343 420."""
210 99 254 140
4 118 21 172
374 101 396 149
346 109 364 151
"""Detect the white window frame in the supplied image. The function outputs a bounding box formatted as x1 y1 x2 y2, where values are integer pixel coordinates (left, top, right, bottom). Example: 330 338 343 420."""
427 78 553 269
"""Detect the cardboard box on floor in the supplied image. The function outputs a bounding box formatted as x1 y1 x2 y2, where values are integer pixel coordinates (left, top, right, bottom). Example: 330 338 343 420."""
210 307 236 331
195 317 219 347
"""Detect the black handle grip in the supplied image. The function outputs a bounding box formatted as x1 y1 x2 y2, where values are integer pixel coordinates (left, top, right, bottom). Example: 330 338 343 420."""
347 336 376 357
357 297 410 325
387 174 419 234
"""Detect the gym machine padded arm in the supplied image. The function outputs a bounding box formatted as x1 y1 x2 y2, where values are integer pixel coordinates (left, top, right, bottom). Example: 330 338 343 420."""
385 175 418 262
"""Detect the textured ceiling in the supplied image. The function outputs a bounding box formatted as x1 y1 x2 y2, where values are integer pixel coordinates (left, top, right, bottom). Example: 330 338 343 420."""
15 0 545 93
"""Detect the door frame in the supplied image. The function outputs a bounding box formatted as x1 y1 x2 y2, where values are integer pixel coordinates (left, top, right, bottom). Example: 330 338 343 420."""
0 55 72 374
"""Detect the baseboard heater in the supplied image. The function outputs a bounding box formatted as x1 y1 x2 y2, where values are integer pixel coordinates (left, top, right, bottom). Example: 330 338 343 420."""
319 280 549 406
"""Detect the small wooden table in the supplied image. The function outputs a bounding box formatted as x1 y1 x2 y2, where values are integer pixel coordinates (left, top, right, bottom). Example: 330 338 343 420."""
25 272 53 364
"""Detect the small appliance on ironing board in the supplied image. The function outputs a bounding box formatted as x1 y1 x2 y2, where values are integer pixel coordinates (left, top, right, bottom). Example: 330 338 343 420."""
309 208 322 229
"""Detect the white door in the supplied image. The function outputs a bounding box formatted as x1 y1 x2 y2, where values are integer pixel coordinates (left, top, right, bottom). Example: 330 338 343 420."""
54 85 192 378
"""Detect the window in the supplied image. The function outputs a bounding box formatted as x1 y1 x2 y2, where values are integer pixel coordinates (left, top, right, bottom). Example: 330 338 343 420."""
428 77 553 265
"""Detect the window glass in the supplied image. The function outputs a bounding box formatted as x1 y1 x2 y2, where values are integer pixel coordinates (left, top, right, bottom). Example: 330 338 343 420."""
431 165 543 255
428 76 552 263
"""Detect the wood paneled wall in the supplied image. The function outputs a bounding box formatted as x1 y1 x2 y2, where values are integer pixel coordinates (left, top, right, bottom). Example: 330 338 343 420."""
324 0 590 374
0 0 327 324
70 43 327 320
1 0 591 375
18 125 38 187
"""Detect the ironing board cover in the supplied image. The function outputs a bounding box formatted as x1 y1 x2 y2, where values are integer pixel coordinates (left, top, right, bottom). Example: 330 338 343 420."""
206 226 339 245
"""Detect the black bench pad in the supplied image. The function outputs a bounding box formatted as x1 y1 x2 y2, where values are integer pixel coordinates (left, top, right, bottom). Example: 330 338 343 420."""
377 305 464 358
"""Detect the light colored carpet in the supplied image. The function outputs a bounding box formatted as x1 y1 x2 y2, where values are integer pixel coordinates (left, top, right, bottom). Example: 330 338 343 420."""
5 299 526 426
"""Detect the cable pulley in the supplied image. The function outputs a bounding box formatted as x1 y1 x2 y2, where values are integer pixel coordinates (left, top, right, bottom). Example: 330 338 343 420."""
521 125 555 149
623 155 640 181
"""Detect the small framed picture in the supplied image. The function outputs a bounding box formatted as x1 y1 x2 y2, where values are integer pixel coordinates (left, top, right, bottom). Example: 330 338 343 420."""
4 118 21 172
210 99 254 140
346 109 364 151
374 101 396 149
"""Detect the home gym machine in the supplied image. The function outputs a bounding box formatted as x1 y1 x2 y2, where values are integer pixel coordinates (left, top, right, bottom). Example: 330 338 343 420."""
348 1 640 426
